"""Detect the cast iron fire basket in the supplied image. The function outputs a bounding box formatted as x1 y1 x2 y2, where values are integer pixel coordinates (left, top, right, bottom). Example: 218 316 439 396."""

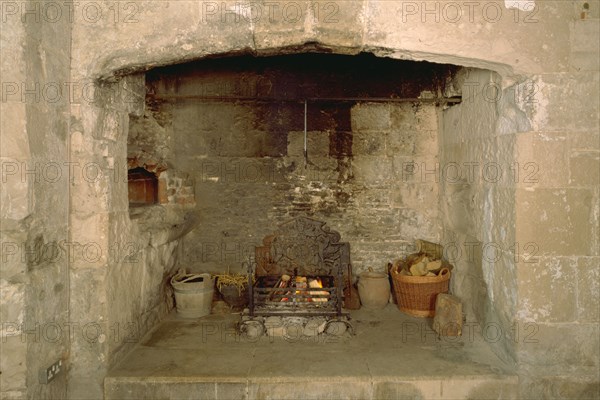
244 217 350 318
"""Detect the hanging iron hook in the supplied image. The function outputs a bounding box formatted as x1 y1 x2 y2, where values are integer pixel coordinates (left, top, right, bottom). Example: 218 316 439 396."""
304 99 308 169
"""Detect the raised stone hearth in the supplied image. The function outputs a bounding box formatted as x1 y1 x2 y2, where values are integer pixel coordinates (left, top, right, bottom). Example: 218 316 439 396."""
105 306 518 400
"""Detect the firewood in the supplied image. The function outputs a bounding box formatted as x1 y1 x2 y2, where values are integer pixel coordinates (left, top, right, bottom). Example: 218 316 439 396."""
270 274 291 300
426 260 442 272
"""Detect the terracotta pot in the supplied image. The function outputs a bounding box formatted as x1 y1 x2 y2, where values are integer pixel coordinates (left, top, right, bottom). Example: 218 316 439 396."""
358 267 390 309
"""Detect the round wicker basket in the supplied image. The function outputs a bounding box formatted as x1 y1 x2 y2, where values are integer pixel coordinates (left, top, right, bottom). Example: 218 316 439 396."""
391 261 451 318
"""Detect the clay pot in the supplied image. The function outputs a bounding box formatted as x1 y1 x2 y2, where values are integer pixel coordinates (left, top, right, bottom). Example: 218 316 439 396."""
358 267 390 309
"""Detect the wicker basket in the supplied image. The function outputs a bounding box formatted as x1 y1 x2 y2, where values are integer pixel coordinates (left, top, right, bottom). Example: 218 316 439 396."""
391 261 451 318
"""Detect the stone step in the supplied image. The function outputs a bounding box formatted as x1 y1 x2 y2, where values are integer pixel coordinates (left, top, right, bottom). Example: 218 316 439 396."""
105 375 519 400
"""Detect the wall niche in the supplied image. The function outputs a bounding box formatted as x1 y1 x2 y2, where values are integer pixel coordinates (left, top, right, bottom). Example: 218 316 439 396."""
128 167 158 206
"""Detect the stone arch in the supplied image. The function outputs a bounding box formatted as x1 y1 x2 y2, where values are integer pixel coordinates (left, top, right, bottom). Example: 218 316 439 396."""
97 41 517 83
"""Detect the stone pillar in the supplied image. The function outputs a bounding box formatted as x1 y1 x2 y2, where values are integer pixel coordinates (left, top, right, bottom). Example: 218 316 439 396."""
2 2 72 398
0 12 30 397
68 75 144 399
439 69 524 364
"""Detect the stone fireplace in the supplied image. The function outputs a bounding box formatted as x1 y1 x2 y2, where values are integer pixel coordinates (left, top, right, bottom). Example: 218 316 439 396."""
1 1 598 399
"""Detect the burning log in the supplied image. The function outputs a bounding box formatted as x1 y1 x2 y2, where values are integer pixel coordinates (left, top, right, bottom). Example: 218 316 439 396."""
308 278 328 302
295 276 308 302
270 274 290 301
273 276 331 303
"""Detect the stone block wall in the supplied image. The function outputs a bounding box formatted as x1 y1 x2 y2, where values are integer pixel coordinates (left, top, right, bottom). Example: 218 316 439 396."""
512 18 600 395
0 9 31 397
129 55 446 276
184 100 441 274
1 5 72 399
438 17 600 394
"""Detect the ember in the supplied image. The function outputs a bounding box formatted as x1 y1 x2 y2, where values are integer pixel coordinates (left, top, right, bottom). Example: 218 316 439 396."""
254 274 333 305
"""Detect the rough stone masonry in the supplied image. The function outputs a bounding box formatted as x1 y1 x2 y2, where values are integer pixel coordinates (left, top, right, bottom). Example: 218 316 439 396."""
0 1 598 399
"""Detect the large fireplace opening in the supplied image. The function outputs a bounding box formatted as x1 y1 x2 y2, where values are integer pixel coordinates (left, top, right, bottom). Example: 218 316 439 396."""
124 49 505 328
109 51 526 397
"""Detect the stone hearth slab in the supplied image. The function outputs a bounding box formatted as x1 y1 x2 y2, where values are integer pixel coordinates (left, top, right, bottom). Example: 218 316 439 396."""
105 306 518 399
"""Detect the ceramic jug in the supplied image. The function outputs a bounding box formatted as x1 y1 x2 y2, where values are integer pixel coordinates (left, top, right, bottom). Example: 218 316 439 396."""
358 267 390 309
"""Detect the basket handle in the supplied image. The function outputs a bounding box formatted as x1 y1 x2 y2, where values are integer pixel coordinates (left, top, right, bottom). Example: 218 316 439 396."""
439 267 450 277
